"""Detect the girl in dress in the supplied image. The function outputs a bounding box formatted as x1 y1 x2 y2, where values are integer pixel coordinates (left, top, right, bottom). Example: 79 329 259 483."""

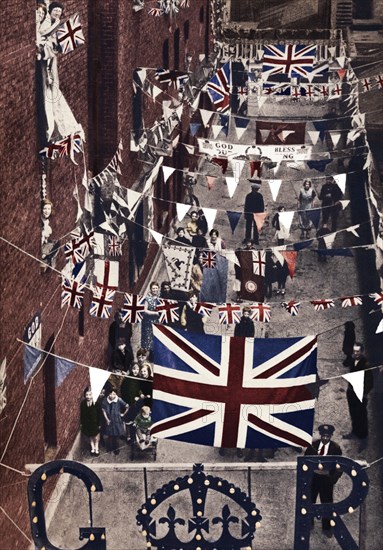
298 179 316 239
200 229 228 304
80 387 101 457
101 387 129 455
141 282 161 357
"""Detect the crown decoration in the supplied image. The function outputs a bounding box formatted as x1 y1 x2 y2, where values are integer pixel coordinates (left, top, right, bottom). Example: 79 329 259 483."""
136 463 262 549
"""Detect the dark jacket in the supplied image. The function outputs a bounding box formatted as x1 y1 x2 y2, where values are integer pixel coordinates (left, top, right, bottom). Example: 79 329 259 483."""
244 191 264 218
305 439 343 484
234 317 255 338
319 183 342 206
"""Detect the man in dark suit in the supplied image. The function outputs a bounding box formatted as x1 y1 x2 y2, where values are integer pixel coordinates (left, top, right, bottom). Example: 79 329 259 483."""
319 175 343 231
244 180 264 245
304 424 342 537
343 342 374 448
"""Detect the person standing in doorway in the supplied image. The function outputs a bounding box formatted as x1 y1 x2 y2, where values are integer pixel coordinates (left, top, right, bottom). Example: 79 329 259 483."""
244 180 264 245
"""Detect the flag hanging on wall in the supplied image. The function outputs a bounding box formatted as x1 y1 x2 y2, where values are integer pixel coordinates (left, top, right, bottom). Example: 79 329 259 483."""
151 326 318 449
262 44 317 79
162 242 195 291
206 61 231 113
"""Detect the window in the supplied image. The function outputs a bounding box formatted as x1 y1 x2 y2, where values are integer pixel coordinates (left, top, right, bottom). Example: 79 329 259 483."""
183 20 189 41
199 6 204 23
162 39 169 69
173 29 180 70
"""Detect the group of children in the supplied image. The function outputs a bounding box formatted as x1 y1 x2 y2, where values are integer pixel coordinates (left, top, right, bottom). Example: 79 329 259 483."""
174 210 209 248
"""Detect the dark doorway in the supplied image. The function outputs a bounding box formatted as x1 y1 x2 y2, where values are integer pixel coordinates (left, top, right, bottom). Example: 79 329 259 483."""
173 29 180 70
163 39 169 69
353 0 373 19
43 335 57 448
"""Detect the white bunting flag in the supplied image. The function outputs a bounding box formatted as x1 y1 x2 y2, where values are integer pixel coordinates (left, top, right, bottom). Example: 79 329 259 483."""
222 249 240 266
376 318 383 334
150 229 163 246
323 232 336 249
136 68 147 86
268 179 282 202
346 224 360 238
212 125 223 138
235 124 248 140
363 152 373 170
278 211 294 235
162 166 176 182
308 131 320 145
176 203 190 222
126 188 142 211
229 159 245 182
152 85 162 99
202 207 217 232
342 371 365 403
89 367 111 402
183 144 195 154
328 46 336 58
199 108 214 127
329 132 342 147
336 56 346 68
281 130 295 141
225 176 238 198
333 173 347 194
273 246 286 265
339 200 350 210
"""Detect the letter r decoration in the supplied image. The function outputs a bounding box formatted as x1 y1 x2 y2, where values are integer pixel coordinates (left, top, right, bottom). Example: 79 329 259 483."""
294 456 369 549
27 460 106 549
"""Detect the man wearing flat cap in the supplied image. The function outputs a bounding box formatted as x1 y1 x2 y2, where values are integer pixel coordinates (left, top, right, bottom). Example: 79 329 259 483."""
304 424 342 537
244 179 264 245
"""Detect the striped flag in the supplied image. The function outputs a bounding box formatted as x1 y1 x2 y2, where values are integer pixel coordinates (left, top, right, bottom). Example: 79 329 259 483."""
218 303 241 325
57 13 85 55
311 299 335 311
250 303 271 323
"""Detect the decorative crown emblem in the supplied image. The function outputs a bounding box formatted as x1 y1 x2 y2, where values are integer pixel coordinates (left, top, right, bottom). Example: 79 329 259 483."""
136 463 262 549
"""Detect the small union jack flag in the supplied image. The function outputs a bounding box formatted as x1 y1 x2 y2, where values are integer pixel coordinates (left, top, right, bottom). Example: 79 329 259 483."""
61 277 86 309
202 251 217 268
206 61 231 113
369 292 383 306
282 300 301 316
148 7 162 16
330 83 342 96
340 296 363 308
108 236 122 256
57 13 85 55
218 303 241 325
121 294 146 323
250 303 271 323
179 0 190 6
89 285 116 318
156 299 180 324
361 78 372 92
155 68 189 89
376 75 383 89
40 133 83 163
311 299 335 311
252 250 266 277
193 302 215 317
318 85 329 97
263 44 317 79
65 226 95 264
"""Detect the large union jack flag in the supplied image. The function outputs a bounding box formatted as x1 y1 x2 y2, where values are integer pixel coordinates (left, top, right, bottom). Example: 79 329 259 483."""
206 61 231 113
121 293 146 323
151 326 318 449
57 13 85 55
263 44 317 79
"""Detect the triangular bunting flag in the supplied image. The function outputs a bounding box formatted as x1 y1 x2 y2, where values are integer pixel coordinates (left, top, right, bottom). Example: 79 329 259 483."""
226 211 242 234
89 367 111 402
190 122 201 136
306 208 321 229
136 68 147 86
337 68 347 81
226 176 238 198
268 179 282 202
340 200 350 210
281 130 295 141
329 131 341 147
313 120 327 142
376 318 383 334
126 188 142 211
307 131 320 145
230 159 246 182
162 166 176 182
253 212 268 232
272 246 286 265
222 250 240 266
328 46 336 58
336 56 346 68
342 371 365 402
278 211 294 235
152 84 162 99
183 144 195 154
346 224 360 238
150 229 163 245
333 173 347 194
199 108 214 128
323 232 336 249
176 203 190 222
259 129 270 143
281 251 297 278
233 117 249 140
202 207 217 232
258 96 268 109
206 175 216 190
211 124 223 138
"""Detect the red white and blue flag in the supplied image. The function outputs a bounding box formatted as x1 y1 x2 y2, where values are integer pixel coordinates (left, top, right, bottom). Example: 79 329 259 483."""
311 299 335 311
340 295 363 308
61 262 87 309
202 251 217 269
206 61 231 113
252 250 266 277
250 303 271 323
155 68 189 89
64 225 95 264
151 326 318 449
40 133 83 163
369 292 383 306
156 299 180 324
282 300 301 316
263 44 317 79
193 302 215 317
108 236 122 256
57 13 85 55
218 303 241 325
121 293 146 323
89 259 119 319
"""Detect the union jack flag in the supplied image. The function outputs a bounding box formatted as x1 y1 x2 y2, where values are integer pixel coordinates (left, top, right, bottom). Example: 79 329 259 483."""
202 251 217 269
61 262 87 309
218 303 241 325
311 299 335 311
40 133 83 163
151 326 318 449
263 44 317 79
64 226 95 264
369 292 383 306
282 300 301 316
156 299 180 324
250 302 271 323
121 293 146 323
193 302 215 317
57 13 85 55
108 236 122 256
376 75 383 89
155 68 189 89
340 295 363 308
206 61 231 113
361 78 372 92
89 286 116 318
252 250 266 277
148 6 162 16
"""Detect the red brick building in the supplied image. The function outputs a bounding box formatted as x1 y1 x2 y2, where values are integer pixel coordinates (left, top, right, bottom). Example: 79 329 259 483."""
0 1 210 547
